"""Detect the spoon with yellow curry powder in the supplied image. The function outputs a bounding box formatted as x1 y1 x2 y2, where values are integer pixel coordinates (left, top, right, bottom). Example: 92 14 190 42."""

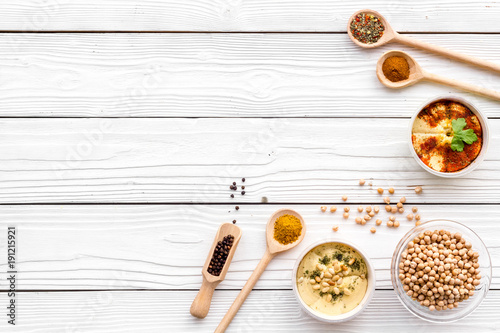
377 50 500 101
215 209 306 333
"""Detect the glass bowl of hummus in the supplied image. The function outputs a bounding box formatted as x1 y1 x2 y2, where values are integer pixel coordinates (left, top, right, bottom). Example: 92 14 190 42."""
391 220 492 322
292 239 376 323
409 96 489 177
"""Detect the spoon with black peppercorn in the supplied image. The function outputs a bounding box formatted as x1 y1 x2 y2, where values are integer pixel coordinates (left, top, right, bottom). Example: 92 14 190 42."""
348 9 500 74
215 208 306 332
190 223 242 319
377 50 500 101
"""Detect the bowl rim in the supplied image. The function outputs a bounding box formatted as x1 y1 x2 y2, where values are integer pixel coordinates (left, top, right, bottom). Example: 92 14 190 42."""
292 238 376 323
390 219 492 323
408 95 490 178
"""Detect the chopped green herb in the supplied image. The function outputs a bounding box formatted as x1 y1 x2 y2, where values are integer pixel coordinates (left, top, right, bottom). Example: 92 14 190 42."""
309 269 321 279
334 252 343 261
319 255 331 265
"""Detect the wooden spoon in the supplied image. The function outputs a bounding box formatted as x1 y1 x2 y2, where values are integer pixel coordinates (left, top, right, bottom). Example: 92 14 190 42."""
348 9 500 74
214 208 306 333
376 50 500 101
190 223 242 319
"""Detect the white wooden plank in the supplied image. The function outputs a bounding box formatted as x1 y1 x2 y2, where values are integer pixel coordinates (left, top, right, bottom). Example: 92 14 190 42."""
0 204 498 290
0 290 498 332
2 33 500 118
0 1 500 32
0 118 498 204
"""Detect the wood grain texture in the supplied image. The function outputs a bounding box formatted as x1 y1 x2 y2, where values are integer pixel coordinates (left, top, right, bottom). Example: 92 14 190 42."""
0 290 498 332
0 118 498 204
0 204 498 290
0 1 500 32
2 33 500 118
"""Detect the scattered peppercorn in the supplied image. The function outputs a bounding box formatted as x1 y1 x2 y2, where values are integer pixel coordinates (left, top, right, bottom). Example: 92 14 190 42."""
230 194 234 198
207 234 234 276
242 178 245 182
232 220 236 224
241 186 245 190
233 182 236 186
241 191 245 195
235 206 239 210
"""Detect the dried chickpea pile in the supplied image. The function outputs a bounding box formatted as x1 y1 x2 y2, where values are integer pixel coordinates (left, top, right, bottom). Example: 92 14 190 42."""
399 230 481 311
320 179 424 233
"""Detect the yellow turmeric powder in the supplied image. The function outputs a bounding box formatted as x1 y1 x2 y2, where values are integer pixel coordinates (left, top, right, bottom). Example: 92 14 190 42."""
273 214 302 245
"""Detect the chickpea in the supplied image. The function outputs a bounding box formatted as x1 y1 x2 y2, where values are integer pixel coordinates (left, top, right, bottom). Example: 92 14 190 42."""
394 220 400 228
368 211 375 217
399 208 405 214
385 205 391 212
342 195 348 201
359 179 365 186
384 196 390 204
412 207 418 213
375 219 382 226
374 206 380 214
377 188 384 194
387 221 394 228
366 206 372 213
332 225 339 232
415 186 423 194
370 227 376 234
343 212 349 219
407 214 414 221
330 206 337 213
361 219 367 225
397 202 403 209
391 207 397 214
415 214 421 220
388 187 395 194
364 214 371 221
355 217 362 224
344 207 350 212
357 205 363 213
321 206 327 212
400 196 407 203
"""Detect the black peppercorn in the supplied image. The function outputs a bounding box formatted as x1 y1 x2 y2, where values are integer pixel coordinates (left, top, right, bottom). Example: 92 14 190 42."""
242 178 245 182
230 194 234 198
207 234 235 276
235 206 239 210
233 182 236 186
241 186 245 190
241 191 245 195
232 220 236 224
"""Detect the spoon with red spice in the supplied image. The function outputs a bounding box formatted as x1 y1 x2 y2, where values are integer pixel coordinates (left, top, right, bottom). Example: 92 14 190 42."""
377 50 500 101
348 9 500 74
215 208 306 332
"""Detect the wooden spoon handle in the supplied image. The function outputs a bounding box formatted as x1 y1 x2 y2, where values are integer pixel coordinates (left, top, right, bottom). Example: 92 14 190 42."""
395 34 500 74
190 278 216 319
423 71 500 101
215 249 276 333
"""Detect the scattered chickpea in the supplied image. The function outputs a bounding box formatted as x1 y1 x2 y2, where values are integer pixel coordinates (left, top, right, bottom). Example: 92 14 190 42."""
370 227 376 234
359 179 365 186
374 206 380 214
385 205 391 212
387 221 394 228
391 207 397 214
388 187 395 194
398 207 405 214
397 202 403 209
377 188 384 194
389 216 395 222
364 214 371 221
343 212 349 219
412 207 418 213
375 219 382 226
357 205 363 213
415 186 422 194
400 196 406 203
384 197 391 204
415 220 422 226
330 206 337 213
365 206 372 213
415 214 421 220
321 206 327 212
407 213 414 221
361 219 367 225
394 220 400 228
355 217 362 224
368 211 375 217
342 195 348 201
344 207 350 212
368 182 373 186
332 225 339 232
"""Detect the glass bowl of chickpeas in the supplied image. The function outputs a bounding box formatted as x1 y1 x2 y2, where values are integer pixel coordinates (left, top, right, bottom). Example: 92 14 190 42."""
391 220 491 322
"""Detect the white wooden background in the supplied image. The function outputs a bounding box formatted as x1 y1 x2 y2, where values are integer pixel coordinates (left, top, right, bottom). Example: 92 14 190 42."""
0 1 499 332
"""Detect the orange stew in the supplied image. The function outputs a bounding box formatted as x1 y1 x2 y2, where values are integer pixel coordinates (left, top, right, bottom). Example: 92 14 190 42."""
411 100 482 173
